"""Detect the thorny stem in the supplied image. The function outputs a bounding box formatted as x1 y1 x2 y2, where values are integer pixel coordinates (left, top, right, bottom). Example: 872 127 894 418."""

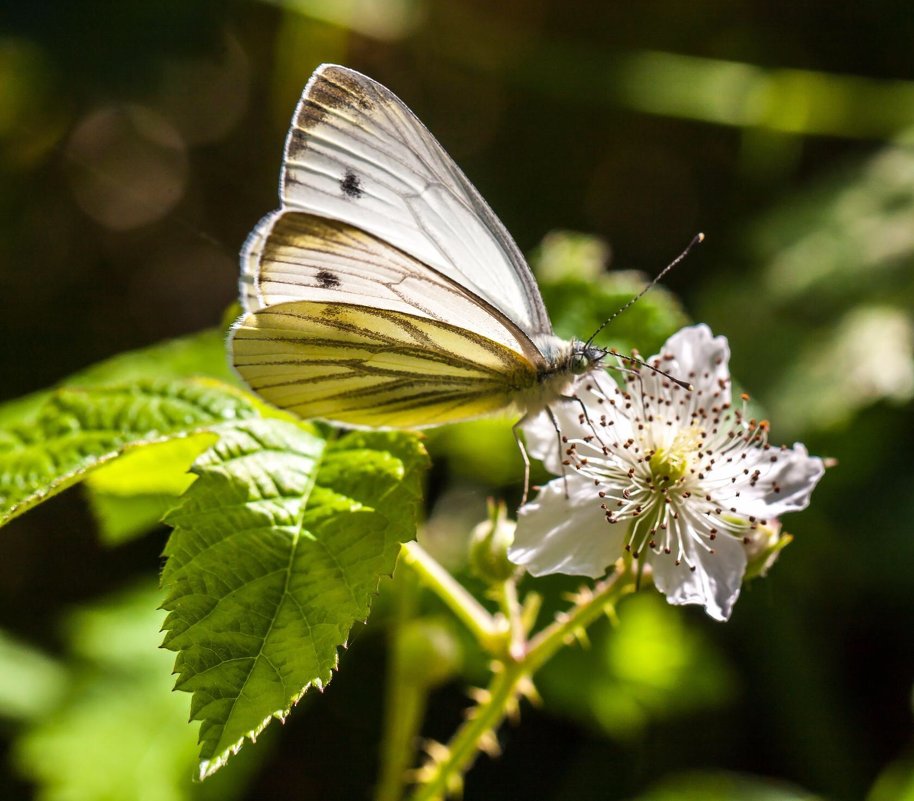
408 660 523 801
525 567 631 673
496 577 526 662
400 551 631 801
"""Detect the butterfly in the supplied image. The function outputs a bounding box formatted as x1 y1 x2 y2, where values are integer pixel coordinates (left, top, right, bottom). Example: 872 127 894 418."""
230 64 607 434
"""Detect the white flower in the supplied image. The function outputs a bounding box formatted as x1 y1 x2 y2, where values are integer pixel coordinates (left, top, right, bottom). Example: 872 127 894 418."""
509 324 826 621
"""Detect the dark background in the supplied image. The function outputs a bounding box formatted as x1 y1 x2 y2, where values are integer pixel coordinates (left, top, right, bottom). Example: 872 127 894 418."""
1 2 912 800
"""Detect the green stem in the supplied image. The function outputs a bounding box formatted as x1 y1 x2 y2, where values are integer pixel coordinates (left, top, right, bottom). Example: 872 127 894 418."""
399 541 505 653
524 568 631 673
376 570 425 801
497 578 525 662
407 567 631 801
407 661 523 801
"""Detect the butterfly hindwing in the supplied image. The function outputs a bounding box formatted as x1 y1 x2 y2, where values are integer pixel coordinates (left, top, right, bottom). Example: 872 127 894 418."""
274 64 553 339
240 210 546 366
231 300 541 428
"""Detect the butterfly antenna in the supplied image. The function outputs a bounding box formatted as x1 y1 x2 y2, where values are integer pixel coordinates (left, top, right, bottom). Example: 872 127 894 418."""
585 232 704 349
609 349 693 391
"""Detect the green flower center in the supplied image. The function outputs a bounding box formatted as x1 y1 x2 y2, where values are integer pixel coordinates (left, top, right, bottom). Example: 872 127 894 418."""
648 427 703 485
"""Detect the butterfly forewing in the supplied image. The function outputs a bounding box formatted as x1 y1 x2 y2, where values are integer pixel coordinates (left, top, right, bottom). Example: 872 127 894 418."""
275 64 553 339
231 301 540 428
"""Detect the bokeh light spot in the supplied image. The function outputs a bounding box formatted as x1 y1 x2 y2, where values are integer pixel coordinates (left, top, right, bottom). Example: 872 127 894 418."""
66 104 187 230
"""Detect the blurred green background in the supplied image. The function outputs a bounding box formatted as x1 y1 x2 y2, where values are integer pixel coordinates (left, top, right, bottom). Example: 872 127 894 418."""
1 2 912 800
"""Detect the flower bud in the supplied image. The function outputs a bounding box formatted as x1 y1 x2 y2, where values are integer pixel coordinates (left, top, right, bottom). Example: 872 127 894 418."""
469 500 518 584
743 519 792 581
395 617 462 689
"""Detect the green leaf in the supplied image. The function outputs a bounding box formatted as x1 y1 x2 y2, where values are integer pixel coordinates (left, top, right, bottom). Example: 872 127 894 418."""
0 629 67 721
160 419 427 778
627 771 823 801
85 489 186 546
13 585 261 801
0 327 234 429
85 435 218 545
0 379 259 526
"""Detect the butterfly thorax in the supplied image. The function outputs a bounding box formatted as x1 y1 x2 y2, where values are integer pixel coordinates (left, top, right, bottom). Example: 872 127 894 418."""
519 335 605 415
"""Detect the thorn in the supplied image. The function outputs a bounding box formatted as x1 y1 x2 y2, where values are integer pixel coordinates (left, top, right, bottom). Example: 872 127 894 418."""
467 687 491 705
573 626 591 649
517 677 542 707
505 695 521 724
423 739 451 765
446 773 464 798
478 730 501 757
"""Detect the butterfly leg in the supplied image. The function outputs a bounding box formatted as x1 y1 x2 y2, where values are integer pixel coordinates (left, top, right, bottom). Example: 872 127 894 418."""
559 391 608 452
515 401 582 505
512 419 533 506
513 412 565 504
544 404 572 499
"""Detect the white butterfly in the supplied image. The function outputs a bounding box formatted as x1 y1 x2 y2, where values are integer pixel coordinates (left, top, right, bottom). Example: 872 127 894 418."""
230 64 605 433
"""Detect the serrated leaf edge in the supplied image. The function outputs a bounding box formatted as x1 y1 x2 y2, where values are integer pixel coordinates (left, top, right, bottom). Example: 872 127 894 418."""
196 674 328 780
0 378 260 526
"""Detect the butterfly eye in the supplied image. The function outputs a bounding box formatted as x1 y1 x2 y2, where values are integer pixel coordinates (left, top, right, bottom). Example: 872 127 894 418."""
571 352 590 375
569 345 605 375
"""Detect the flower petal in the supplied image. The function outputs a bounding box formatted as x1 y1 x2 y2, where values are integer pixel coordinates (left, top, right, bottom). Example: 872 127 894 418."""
510 477 625 578
649 532 747 621
730 443 826 519
517 323 824 624
521 406 564 472
640 324 732 418
659 324 730 388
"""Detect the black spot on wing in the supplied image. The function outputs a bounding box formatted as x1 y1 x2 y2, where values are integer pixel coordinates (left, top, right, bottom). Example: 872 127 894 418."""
340 170 362 199
316 269 340 289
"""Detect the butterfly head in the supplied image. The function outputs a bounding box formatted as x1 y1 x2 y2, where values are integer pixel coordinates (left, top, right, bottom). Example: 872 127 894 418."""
534 335 604 379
